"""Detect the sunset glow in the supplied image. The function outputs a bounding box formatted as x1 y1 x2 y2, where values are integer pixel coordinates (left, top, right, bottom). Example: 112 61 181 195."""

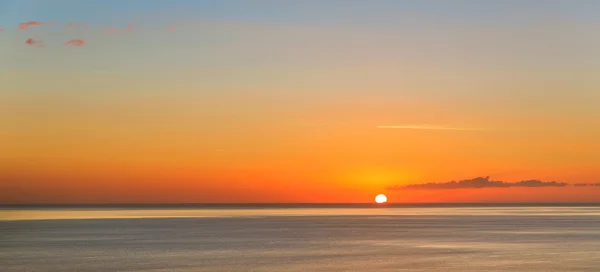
2 1 600 204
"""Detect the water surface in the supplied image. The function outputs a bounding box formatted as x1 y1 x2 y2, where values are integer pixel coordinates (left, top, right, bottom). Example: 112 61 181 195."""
1 206 599 271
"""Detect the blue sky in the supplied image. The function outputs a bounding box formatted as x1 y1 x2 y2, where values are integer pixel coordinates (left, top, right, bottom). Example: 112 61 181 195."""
3 0 600 29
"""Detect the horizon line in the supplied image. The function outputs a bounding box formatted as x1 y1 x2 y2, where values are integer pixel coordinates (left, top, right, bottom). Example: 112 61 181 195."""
3 202 600 207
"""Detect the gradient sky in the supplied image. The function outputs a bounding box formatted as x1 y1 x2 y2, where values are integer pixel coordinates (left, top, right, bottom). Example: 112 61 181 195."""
2 0 600 203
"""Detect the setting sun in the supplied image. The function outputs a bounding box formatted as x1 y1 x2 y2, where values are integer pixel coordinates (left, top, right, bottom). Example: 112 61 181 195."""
375 194 387 204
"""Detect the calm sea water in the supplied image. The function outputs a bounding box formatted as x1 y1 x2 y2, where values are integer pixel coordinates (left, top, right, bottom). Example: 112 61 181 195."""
2 205 600 271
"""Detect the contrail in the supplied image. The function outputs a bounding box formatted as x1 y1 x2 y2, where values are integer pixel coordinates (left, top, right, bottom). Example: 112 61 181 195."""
377 125 551 132
377 125 487 131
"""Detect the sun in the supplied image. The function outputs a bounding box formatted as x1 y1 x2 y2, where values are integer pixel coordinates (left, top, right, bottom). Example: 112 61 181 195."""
375 194 387 204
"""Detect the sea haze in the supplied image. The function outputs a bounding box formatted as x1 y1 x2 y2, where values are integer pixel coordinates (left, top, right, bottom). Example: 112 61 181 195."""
2 205 600 271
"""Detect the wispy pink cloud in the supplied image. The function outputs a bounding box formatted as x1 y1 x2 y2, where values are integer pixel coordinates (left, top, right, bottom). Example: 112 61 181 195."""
65 39 85 46
25 38 44 47
0 28 4 32
168 26 176 33
128 20 135 32
19 21 44 30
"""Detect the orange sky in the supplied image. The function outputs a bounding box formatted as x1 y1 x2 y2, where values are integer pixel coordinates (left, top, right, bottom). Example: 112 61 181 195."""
2 2 600 203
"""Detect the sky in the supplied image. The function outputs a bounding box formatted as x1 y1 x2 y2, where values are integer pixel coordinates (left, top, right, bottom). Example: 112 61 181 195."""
2 0 600 203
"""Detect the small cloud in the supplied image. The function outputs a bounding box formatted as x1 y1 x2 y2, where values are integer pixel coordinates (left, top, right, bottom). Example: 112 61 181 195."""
377 125 487 131
19 21 44 30
0 28 4 32
65 39 85 46
25 38 44 47
387 176 568 190
168 26 176 33
106 27 119 34
128 20 135 32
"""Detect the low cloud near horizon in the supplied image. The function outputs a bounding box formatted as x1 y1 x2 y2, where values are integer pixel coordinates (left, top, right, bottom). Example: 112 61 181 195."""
573 183 600 187
387 176 571 190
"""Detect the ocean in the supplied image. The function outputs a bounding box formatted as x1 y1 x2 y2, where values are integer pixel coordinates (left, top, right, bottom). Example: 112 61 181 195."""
2 205 600 271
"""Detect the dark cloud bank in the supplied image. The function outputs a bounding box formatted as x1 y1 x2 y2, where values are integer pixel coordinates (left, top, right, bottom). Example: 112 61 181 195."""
386 176 600 190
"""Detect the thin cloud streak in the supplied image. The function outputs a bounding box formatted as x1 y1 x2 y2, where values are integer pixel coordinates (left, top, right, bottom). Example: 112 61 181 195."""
377 125 549 131
377 125 488 131
573 183 600 187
